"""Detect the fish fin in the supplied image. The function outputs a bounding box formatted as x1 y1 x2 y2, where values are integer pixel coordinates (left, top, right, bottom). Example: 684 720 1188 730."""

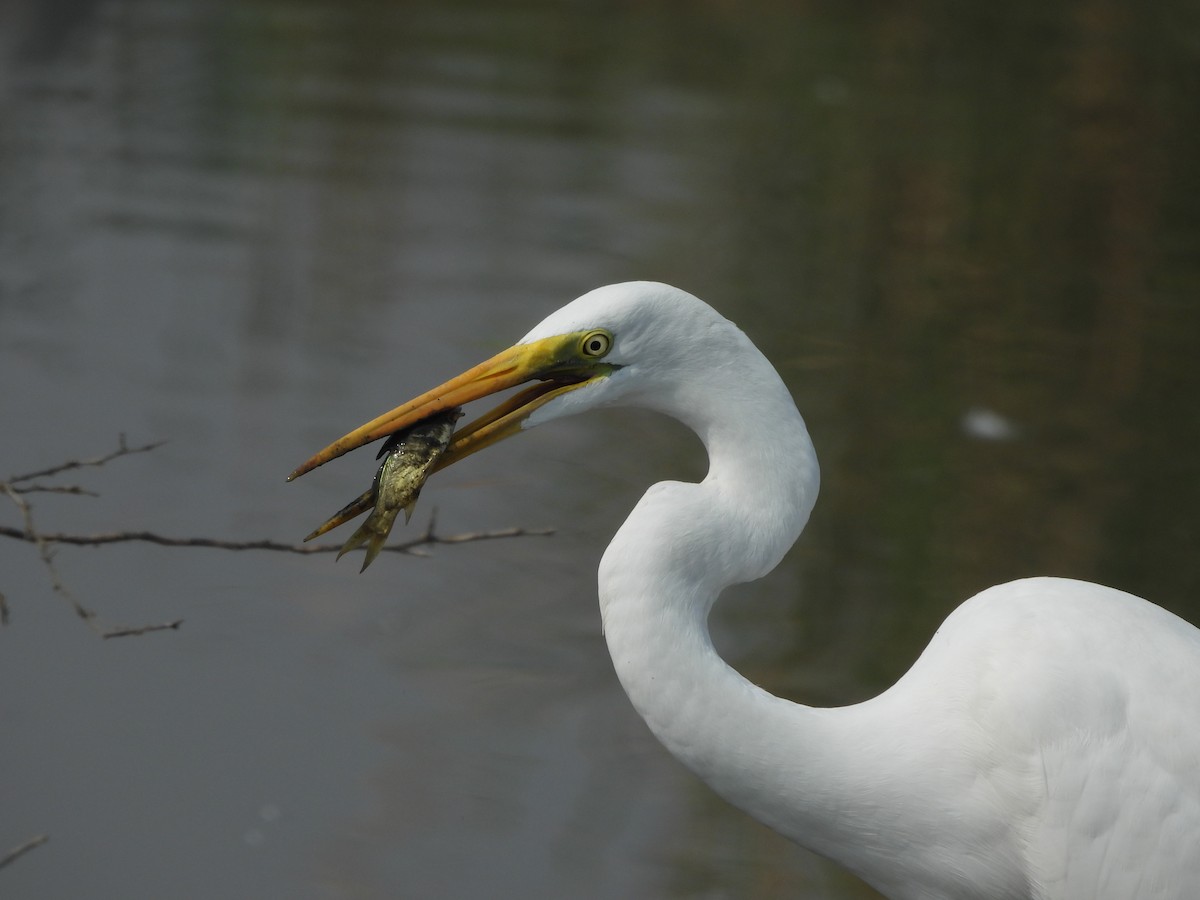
402 486 424 525
307 489 374 541
337 521 373 561
359 534 385 572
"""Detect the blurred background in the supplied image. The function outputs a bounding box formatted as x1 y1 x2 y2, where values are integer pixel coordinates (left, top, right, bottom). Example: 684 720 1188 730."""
1 0 1198 897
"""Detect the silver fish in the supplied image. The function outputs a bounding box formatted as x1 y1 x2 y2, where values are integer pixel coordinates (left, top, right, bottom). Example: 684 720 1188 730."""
305 408 461 571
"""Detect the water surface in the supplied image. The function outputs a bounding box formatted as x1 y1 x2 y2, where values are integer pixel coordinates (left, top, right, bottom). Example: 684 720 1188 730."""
2 1 1198 897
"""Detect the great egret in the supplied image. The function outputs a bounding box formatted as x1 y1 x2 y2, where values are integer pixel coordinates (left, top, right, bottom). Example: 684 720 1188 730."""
290 282 1200 899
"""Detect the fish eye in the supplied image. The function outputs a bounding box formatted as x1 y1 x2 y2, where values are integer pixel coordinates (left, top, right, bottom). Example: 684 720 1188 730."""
580 330 613 358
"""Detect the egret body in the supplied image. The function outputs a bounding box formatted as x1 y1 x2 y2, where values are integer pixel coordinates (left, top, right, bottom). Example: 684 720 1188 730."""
290 282 1200 899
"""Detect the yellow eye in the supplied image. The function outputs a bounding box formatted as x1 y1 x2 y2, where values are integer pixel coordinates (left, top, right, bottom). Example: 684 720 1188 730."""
580 330 613 358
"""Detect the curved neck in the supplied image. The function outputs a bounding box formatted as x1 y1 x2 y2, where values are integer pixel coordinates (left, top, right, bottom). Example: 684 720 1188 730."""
597 394 852 849
593 352 1000 899
595 337 844 828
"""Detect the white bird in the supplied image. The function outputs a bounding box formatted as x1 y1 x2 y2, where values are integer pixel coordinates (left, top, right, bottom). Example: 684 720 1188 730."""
290 282 1200 900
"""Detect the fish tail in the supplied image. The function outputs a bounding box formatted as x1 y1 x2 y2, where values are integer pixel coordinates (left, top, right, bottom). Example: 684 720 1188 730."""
310 489 374 542
337 522 372 561
359 533 385 572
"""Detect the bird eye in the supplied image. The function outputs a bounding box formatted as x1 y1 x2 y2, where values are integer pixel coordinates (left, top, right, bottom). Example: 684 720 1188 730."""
580 330 613 358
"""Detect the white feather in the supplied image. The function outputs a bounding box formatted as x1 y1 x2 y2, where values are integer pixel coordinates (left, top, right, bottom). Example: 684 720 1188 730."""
520 283 1200 899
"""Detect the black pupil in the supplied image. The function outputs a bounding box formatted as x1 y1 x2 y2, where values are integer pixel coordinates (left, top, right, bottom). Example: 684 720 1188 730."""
589 339 602 353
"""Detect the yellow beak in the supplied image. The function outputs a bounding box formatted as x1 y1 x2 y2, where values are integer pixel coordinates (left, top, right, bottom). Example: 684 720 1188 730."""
287 332 614 483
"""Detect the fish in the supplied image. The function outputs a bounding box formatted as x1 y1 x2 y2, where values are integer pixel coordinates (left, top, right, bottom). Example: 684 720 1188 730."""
304 407 462 571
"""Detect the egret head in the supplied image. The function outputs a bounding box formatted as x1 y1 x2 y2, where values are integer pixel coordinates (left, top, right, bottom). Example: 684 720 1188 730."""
287 282 734 481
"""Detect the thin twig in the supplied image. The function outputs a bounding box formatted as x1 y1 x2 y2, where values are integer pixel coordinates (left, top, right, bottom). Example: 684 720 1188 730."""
1 437 554 637
7 435 164 484
2 440 159 633
100 621 184 639
0 833 48 870
0 483 103 631
8 484 98 497
0 524 554 555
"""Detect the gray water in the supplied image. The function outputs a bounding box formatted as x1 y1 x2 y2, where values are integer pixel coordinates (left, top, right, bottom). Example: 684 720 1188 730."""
2 2 1198 898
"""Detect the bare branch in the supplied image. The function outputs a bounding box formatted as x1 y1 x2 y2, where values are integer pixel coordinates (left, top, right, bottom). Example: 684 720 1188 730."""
7 435 164 484
0 833 48 870
9 484 98 497
1 483 35 536
1 438 554 637
101 620 185 639
1 483 106 633
0 523 554 555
